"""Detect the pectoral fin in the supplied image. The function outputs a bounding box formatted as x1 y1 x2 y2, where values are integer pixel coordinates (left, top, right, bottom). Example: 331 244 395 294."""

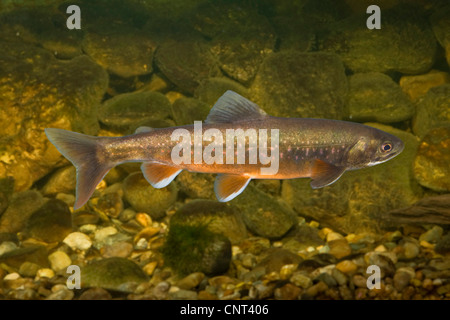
214 174 251 202
310 159 346 189
141 162 182 188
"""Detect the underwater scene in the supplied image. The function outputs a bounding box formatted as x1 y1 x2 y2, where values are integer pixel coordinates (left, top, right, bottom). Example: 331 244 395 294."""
0 0 449 302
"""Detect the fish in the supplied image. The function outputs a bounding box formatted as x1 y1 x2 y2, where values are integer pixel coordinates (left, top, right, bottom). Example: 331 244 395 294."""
45 90 404 209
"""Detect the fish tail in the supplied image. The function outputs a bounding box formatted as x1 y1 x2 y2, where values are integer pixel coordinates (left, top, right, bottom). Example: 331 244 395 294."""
45 128 113 210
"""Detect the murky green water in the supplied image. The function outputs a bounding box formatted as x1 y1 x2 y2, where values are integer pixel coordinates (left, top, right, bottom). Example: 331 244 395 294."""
0 0 449 301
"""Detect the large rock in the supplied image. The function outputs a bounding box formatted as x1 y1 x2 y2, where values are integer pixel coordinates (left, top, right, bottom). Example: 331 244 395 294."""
171 97 211 126
98 91 172 130
319 5 437 74
400 70 450 102
123 172 177 220
82 27 156 78
413 84 450 138
281 124 423 234
0 41 108 191
250 52 348 119
231 184 296 239
347 72 414 123
192 2 276 84
155 37 221 94
81 257 149 292
170 199 248 244
430 3 450 68
195 77 248 106
413 127 450 192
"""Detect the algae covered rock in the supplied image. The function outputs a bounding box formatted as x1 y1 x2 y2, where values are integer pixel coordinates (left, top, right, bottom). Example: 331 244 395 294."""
231 184 296 239
123 172 177 220
162 224 231 276
400 70 450 102
430 3 450 68
155 38 221 94
98 91 172 129
347 72 414 123
250 51 347 119
25 199 73 243
192 2 276 84
176 171 216 200
81 257 148 292
413 127 450 192
319 5 437 74
82 27 156 78
413 84 450 138
171 97 211 126
0 191 45 234
282 124 422 234
0 41 108 191
170 199 248 244
195 77 248 106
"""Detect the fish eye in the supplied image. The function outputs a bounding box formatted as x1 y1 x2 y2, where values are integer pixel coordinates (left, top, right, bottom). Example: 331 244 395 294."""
380 142 392 152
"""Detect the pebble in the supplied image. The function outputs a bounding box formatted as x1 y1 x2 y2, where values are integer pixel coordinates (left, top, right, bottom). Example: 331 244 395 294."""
419 226 443 243
393 271 412 292
403 242 420 259
48 251 72 272
274 283 301 300
303 281 328 299
328 239 352 259
0 241 18 256
79 287 112 300
45 288 74 300
143 261 158 276
101 241 134 258
336 260 357 274
168 288 198 300
94 226 118 243
290 272 313 289
36 268 55 280
352 274 367 288
63 232 93 251
177 272 205 290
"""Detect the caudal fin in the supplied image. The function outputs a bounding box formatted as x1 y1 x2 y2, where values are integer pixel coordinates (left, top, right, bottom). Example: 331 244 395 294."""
45 128 113 209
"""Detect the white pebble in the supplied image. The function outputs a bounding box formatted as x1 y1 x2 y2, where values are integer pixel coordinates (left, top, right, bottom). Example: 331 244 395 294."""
48 251 72 272
63 232 92 251
4 272 20 281
0 241 18 256
94 226 118 242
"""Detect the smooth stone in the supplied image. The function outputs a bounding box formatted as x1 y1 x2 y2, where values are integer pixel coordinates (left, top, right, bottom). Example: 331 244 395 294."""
250 51 347 119
0 241 18 257
319 5 436 74
193 2 275 84
393 271 412 292
48 251 72 272
155 37 221 94
328 239 352 259
78 287 112 300
171 97 211 126
347 72 414 123
81 257 148 292
45 288 74 300
430 4 450 68
94 192 124 219
0 190 44 234
82 27 155 78
18 261 41 277
170 199 248 244
403 242 420 259
352 274 368 288
123 172 177 220
419 226 444 244
413 84 450 138
25 199 73 243
101 241 133 258
400 70 450 102
99 91 172 130
168 289 198 300
413 127 450 192
176 272 205 290
195 77 248 106
230 184 296 239
435 234 450 254
63 232 93 251
335 260 357 274
41 166 76 196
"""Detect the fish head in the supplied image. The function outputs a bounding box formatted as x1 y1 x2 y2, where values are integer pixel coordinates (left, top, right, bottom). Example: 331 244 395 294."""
347 128 404 169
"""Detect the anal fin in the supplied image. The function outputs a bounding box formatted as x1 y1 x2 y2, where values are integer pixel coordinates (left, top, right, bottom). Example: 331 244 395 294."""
214 174 251 202
141 162 182 188
310 159 346 189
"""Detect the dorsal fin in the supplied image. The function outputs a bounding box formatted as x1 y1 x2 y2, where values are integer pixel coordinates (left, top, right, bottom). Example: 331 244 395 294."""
205 90 267 124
